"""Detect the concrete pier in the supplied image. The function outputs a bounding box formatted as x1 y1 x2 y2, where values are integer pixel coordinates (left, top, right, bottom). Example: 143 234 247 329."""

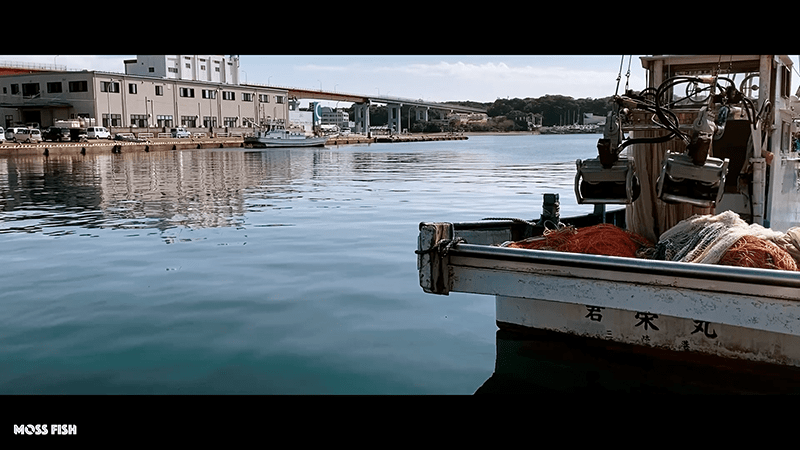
0 133 468 156
0 137 247 157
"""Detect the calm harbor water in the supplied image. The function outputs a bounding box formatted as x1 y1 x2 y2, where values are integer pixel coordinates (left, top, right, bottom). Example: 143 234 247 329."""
0 133 601 394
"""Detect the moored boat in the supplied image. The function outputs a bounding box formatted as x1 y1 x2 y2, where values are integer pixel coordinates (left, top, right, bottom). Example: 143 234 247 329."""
244 120 327 148
417 55 800 388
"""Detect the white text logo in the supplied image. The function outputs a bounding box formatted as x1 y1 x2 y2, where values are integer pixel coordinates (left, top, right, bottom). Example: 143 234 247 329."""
13 424 77 435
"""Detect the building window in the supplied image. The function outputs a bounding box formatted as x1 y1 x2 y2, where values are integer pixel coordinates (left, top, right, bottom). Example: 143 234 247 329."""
181 116 197 127
129 83 137 94
224 117 237 127
168 67 178 74
22 83 39 96
242 92 253 102
179 87 195 98
101 81 120 93
130 114 148 127
222 91 235 101
259 94 270 103
155 85 163 96
69 80 88 92
47 82 62 93
10 84 19 95
202 116 217 128
102 114 122 127
275 95 285 104
202 89 216 99
157 115 173 127
148 67 155 73
22 83 40 98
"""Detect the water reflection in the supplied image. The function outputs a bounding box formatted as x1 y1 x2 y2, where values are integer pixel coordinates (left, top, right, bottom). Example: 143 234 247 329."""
1 145 580 236
0 150 309 234
0 135 601 394
476 329 800 394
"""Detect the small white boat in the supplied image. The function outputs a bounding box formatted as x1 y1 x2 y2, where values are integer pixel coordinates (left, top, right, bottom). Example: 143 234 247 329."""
244 122 327 148
417 55 800 390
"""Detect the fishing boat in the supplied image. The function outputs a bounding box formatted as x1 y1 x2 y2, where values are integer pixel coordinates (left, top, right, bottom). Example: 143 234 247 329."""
417 55 800 390
244 120 328 148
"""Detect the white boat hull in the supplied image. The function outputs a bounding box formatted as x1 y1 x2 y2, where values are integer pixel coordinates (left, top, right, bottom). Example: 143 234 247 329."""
496 295 800 367
244 136 328 148
418 220 800 368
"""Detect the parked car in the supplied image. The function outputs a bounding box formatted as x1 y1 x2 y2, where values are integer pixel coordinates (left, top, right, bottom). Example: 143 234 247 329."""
0 127 5 143
171 127 191 138
86 126 111 139
44 127 72 142
5 127 26 141
7 128 42 143
30 129 42 143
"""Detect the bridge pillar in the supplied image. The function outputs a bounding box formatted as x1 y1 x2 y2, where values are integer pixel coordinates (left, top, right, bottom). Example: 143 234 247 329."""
354 102 370 136
387 103 402 134
415 108 429 122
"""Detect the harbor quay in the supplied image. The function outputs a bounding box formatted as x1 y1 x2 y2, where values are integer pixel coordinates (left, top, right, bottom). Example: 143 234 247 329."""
0 133 468 156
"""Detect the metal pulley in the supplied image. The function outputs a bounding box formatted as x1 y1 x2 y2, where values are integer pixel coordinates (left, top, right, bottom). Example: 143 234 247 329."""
574 103 640 205
656 104 730 208
575 157 640 204
656 153 729 208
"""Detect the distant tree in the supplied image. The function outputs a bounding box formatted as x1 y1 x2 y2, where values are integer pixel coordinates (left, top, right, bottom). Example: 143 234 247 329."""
487 100 513 117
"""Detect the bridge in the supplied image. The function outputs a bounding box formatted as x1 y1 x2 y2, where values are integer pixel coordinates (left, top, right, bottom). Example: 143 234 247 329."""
281 86 487 134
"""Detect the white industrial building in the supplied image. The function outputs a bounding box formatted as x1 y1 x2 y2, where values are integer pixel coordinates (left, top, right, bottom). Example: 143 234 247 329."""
318 106 352 131
124 55 241 85
0 55 289 135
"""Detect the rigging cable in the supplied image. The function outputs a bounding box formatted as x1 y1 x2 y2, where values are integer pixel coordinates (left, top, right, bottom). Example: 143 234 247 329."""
615 55 625 96
624 55 632 93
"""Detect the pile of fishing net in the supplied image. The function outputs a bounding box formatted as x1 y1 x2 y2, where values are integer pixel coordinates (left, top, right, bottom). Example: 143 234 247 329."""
654 211 800 271
503 211 800 271
504 223 654 258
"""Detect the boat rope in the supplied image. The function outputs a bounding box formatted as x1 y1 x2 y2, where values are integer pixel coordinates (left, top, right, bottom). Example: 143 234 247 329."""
414 237 465 257
481 217 537 226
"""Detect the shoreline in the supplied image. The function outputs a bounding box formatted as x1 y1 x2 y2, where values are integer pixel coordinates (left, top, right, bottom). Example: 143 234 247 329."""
0 129 603 157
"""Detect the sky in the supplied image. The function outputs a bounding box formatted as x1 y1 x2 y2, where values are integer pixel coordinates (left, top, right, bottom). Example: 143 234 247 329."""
2 55 799 106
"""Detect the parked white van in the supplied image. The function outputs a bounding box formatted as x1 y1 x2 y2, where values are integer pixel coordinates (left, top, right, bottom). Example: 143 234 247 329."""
6 127 25 141
87 126 111 139
6 127 42 143
171 127 191 138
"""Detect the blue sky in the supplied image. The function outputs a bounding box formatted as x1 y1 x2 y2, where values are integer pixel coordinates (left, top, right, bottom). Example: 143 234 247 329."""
2 55 799 105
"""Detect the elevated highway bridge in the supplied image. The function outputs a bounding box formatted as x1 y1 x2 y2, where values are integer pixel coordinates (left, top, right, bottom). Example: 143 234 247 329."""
282 87 487 134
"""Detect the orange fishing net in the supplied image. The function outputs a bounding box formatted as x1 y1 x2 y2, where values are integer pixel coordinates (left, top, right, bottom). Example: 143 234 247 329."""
506 224 654 258
719 235 799 271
